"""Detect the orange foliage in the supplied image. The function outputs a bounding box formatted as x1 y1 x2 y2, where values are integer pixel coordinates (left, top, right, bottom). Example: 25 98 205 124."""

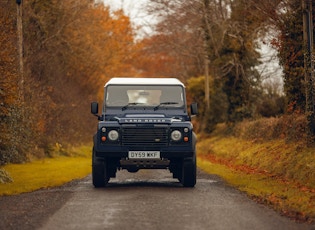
61 3 137 84
0 1 26 164
1 0 142 164
0 2 19 112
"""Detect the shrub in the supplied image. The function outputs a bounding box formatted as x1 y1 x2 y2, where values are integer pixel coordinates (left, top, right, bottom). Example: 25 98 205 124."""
0 169 13 184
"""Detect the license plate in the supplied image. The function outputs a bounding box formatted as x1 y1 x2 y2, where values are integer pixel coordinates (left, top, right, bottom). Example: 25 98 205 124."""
128 151 160 159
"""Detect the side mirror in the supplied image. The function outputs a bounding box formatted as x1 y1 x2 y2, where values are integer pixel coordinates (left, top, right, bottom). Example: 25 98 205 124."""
91 102 99 115
190 103 198 116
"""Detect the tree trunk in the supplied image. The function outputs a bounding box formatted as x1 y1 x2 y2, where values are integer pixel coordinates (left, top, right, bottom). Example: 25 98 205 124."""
302 0 315 143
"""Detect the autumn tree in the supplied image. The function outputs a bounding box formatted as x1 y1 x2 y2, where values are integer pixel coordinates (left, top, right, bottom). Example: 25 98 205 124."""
187 76 228 132
22 0 137 148
0 0 136 163
60 3 136 83
138 0 206 80
247 0 315 139
218 0 263 122
273 0 306 111
256 78 286 117
0 1 29 164
248 0 314 114
140 0 225 131
142 0 271 131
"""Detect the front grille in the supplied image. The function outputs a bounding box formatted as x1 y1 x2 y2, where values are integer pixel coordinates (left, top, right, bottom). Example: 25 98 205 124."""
122 126 169 146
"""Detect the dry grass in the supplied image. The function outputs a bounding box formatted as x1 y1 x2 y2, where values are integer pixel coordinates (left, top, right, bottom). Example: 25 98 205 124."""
0 145 92 196
198 137 315 188
197 115 315 223
197 158 315 222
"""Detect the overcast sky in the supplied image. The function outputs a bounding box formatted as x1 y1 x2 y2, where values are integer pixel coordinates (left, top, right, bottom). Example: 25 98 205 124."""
104 0 145 13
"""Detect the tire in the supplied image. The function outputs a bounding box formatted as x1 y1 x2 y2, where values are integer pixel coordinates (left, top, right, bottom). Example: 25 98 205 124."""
181 155 196 187
173 168 182 181
92 149 108 188
170 160 183 182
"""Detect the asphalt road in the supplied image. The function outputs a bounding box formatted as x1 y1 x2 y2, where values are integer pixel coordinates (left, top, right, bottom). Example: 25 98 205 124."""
33 169 313 230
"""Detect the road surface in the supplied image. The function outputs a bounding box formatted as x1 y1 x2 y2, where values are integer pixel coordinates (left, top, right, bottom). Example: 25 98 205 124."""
1 169 314 230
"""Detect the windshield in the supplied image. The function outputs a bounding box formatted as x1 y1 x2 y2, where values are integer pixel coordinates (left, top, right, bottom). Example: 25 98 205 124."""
105 85 185 108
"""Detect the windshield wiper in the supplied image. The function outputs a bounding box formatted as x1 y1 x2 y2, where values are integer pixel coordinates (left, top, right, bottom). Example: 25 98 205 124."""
122 102 144 111
154 102 179 111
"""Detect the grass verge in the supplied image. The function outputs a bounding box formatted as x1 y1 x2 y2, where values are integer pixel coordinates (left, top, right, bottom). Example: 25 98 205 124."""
0 145 92 196
197 137 315 223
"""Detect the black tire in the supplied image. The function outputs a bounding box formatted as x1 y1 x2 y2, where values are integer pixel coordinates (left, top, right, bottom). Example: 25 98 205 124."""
181 155 196 187
171 164 182 181
92 149 108 188
173 169 182 181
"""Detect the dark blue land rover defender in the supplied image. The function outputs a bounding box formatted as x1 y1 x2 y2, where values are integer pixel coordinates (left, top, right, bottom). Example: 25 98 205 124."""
91 78 198 187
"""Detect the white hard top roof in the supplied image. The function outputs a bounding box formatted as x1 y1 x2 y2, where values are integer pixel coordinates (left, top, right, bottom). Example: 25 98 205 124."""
105 77 185 87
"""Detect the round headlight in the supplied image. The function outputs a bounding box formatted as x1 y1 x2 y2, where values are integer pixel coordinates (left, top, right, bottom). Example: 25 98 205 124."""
108 130 119 141
171 130 182 141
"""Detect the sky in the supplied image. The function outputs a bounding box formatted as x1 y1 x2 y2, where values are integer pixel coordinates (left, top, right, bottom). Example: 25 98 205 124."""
104 0 146 11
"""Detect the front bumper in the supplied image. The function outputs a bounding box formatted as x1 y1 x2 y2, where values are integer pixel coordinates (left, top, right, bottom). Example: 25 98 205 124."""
94 144 195 159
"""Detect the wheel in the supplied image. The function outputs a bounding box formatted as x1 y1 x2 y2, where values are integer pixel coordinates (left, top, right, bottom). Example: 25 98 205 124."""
172 167 182 181
92 163 107 188
181 155 196 187
107 159 118 178
170 160 182 181
92 148 109 188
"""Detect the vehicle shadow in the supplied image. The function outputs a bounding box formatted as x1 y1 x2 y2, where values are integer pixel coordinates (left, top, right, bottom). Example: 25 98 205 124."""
102 179 185 189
